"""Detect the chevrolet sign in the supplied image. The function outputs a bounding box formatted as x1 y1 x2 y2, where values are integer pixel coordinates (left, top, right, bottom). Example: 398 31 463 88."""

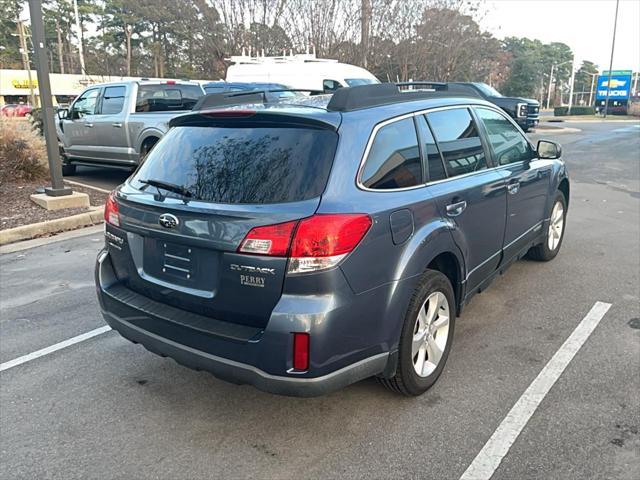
596 70 633 101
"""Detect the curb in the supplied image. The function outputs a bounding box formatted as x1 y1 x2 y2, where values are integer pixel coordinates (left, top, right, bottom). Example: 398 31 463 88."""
0 206 104 246
532 126 581 134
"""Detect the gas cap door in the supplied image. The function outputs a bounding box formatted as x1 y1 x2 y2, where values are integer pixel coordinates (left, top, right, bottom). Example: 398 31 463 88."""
389 209 414 245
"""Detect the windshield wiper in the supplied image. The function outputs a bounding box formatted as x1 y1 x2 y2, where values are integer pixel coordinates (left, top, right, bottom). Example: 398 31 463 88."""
139 179 193 201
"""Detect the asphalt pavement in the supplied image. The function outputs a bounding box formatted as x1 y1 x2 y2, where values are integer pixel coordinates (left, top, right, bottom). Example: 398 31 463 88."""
1 120 639 479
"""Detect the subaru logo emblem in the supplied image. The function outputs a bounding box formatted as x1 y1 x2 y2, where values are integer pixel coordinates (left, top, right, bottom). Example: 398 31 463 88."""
158 213 179 229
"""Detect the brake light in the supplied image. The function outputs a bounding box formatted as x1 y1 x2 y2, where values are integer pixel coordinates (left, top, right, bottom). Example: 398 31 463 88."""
292 333 310 371
237 214 372 274
202 109 256 118
104 192 120 227
238 220 297 256
165 80 176 85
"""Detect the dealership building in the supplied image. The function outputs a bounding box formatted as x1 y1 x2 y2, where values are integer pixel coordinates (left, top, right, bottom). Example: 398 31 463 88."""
0 69 207 107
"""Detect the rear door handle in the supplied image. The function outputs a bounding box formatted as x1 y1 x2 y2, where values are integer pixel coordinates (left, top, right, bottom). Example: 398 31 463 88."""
507 181 520 194
85 123 94 128
112 122 122 128
446 200 467 217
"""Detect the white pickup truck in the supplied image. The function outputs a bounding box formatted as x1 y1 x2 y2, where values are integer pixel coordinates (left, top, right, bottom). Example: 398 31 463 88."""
56 80 205 175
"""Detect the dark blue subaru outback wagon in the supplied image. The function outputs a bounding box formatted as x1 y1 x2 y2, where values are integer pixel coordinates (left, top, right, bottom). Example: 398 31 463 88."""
96 83 569 396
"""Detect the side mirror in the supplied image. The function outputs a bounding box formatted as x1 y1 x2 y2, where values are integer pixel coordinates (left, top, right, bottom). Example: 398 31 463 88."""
537 140 562 159
57 108 68 120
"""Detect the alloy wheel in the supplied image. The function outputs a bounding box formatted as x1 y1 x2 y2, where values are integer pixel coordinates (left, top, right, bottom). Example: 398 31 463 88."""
548 201 564 251
412 291 450 377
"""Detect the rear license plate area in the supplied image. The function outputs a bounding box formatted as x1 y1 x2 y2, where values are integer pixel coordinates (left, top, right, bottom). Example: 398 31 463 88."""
143 238 215 288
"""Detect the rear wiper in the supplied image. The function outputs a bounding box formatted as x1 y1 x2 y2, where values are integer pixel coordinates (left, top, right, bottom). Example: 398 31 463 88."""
139 179 193 202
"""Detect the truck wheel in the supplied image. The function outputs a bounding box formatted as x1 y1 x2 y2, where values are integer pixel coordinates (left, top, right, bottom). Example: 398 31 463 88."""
379 269 455 396
61 163 76 176
140 138 158 163
527 191 567 261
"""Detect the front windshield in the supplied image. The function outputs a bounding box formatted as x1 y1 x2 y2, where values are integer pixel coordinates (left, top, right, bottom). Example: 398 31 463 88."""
475 83 503 97
345 78 378 87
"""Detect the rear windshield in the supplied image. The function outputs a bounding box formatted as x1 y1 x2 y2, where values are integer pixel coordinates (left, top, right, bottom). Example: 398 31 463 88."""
130 126 338 204
135 84 203 112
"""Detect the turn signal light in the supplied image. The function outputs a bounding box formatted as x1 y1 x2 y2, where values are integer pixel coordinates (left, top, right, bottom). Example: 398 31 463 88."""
104 192 120 227
292 333 310 371
238 214 372 274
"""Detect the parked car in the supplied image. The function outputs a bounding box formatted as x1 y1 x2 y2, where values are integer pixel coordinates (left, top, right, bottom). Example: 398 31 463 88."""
96 83 569 397
1 103 32 117
225 52 379 92
449 82 540 131
55 80 205 175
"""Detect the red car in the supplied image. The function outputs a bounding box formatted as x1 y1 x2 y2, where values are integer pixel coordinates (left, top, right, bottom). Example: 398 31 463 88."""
1 104 33 117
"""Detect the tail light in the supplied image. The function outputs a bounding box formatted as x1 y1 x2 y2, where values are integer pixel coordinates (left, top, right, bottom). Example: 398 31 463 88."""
292 333 310 371
104 192 120 227
238 214 372 274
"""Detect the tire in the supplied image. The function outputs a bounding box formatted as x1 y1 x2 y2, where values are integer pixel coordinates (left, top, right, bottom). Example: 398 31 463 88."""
379 269 456 396
61 163 76 176
527 191 567 261
140 138 158 164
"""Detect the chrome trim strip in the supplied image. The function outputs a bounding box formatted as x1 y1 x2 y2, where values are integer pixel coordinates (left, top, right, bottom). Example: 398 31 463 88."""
464 221 544 281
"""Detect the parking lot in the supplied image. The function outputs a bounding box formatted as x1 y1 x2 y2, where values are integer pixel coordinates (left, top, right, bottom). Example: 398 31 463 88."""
1 120 639 479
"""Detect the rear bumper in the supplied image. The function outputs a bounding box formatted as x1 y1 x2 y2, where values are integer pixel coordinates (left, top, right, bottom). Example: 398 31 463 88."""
96 249 391 397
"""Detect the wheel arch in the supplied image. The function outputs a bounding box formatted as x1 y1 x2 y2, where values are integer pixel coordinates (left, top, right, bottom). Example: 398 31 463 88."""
558 177 570 206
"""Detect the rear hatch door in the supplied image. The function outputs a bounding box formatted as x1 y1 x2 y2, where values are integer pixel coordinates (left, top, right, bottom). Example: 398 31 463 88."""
108 111 339 329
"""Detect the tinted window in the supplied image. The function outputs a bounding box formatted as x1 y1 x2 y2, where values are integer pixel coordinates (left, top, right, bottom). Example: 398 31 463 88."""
416 115 447 181
323 79 342 92
135 84 203 112
345 78 378 86
101 86 126 114
71 88 99 117
475 108 532 165
427 108 487 177
361 118 422 189
203 85 225 94
130 126 338 204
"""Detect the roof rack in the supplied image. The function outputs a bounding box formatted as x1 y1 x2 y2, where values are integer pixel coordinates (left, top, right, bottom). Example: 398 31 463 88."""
192 89 324 110
326 82 480 112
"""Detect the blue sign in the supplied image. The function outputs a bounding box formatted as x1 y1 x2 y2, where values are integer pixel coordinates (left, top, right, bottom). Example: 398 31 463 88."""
596 70 632 100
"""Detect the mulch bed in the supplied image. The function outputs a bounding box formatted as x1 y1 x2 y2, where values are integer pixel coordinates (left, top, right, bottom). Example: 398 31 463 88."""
0 180 108 231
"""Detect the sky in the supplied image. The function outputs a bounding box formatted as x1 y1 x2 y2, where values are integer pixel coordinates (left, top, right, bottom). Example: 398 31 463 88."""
482 0 640 72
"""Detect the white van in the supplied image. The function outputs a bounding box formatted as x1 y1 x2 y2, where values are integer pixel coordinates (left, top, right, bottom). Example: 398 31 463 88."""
225 53 379 92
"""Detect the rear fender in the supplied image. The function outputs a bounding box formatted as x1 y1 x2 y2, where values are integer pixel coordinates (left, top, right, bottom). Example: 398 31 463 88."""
382 219 466 349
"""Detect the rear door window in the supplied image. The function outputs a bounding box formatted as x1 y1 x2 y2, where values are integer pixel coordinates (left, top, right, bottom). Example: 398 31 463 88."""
100 86 126 114
135 84 203 112
360 117 422 189
130 126 338 204
426 108 487 177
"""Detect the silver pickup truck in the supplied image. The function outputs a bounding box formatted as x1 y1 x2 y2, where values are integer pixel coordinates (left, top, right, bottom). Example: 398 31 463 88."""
56 80 205 175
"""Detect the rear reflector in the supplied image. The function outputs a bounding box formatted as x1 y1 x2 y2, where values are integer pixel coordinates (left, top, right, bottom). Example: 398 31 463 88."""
292 333 310 371
104 192 120 227
238 214 372 274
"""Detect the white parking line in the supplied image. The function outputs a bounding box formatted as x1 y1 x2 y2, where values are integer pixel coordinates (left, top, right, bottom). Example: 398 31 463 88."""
0 326 112 372
459 301 612 480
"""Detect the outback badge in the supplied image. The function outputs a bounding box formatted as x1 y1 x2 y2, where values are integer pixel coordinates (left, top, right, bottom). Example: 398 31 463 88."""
158 213 179 229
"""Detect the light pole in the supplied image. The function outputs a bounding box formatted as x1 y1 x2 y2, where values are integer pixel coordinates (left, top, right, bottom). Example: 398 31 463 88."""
28 0 71 197
567 59 577 114
604 0 620 118
546 60 572 110
588 72 598 106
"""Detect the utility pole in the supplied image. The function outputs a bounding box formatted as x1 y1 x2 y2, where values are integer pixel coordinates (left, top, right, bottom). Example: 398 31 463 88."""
72 0 86 75
28 0 71 197
546 64 555 110
360 0 371 69
604 0 620 118
17 20 36 107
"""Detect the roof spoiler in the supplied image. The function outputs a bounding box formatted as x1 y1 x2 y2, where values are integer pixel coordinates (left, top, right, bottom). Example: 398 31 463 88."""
326 82 480 112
